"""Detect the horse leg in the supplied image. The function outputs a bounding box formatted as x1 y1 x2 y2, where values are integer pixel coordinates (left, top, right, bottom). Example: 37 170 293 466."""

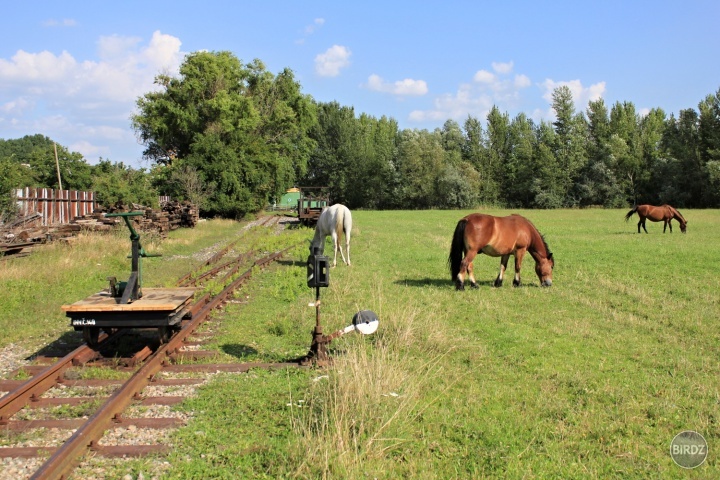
457 250 478 290
345 237 351 266
337 234 348 265
640 218 648 234
494 255 510 287
331 232 339 267
667 220 672 233
467 259 479 289
512 250 525 287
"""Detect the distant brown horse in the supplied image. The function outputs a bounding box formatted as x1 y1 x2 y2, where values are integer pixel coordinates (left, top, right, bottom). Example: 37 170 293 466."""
624 204 687 233
448 213 554 290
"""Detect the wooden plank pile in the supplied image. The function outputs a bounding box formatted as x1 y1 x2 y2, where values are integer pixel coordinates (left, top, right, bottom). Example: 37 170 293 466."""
78 201 200 238
1 201 199 258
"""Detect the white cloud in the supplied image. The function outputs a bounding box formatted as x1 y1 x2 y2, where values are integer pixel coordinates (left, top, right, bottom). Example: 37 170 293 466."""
514 74 531 89
0 30 184 165
473 70 495 84
314 45 351 77
365 74 428 96
0 50 78 82
305 18 325 34
412 61 530 124
410 83 494 122
1 97 33 115
297 18 326 44
540 79 606 111
491 61 513 74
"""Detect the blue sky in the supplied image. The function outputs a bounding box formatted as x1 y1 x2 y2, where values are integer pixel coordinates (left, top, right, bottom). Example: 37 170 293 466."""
1 1 719 169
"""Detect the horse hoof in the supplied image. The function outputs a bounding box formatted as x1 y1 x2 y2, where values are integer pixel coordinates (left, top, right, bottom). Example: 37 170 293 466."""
455 283 465 291
493 280 503 288
470 282 479 289
512 280 521 287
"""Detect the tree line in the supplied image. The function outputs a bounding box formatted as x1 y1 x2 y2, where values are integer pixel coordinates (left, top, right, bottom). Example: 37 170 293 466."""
2 50 719 222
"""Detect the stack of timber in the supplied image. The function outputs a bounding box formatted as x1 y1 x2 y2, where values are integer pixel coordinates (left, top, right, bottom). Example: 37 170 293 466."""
160 200 200 229
1 213 47 258
1 201 199 258
80 201 200 238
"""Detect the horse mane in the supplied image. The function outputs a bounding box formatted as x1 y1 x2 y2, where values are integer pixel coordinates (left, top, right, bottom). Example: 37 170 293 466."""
540 234 552 259
669 206 687 224
524 218 552 260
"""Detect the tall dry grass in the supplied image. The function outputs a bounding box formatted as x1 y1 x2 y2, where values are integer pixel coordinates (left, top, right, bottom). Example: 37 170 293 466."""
290 294 463 478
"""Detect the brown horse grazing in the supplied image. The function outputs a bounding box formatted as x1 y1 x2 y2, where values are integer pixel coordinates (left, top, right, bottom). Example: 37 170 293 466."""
448 213 554 290
624 204 687 234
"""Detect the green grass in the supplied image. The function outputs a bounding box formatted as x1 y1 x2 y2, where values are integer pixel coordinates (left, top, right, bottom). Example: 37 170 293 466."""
143 208 719 479
3 210 719 478
0 219 270 350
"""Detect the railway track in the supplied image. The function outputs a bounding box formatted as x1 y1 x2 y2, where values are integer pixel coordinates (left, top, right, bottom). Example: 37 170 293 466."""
0 215 304 479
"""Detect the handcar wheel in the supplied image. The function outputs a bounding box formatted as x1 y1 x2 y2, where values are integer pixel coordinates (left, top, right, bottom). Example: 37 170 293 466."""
83 327 100 348
157 326 171 344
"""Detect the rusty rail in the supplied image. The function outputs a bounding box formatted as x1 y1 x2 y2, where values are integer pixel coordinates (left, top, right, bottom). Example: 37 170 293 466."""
28 244 299 479
0 330 120 423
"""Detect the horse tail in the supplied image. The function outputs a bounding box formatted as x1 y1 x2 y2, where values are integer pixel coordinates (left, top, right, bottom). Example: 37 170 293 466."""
448 219 467 280
342 206 352 241
624 206 637 221
334 205 345 237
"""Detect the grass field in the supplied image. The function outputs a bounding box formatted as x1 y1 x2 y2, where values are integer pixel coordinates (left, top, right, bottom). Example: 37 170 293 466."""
1 209 718 478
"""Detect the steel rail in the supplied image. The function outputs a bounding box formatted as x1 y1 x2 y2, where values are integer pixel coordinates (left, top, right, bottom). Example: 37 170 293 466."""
174 237 244 286
29 245 298 480
0 330 122 423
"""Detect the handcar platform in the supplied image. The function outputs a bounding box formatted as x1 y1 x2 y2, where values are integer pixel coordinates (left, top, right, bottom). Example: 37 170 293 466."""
62 287 196 329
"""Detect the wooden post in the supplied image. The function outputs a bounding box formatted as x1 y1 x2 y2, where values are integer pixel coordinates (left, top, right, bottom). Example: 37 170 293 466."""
54 142 63 191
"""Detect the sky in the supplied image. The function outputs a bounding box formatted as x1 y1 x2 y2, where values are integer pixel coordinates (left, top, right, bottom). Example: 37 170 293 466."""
1 1 719 169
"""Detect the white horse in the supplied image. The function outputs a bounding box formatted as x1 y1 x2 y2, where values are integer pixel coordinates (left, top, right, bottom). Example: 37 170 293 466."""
310 204 352 267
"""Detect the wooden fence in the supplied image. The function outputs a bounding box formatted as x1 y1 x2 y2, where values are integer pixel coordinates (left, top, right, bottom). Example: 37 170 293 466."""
14 188 97 226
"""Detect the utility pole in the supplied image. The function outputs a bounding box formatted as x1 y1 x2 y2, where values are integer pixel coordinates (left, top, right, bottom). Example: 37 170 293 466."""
54 142 63 190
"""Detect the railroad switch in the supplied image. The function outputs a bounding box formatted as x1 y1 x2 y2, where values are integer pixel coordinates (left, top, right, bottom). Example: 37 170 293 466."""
302 247 378 366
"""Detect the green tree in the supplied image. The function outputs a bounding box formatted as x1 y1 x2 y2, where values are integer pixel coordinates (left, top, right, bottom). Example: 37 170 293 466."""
436 162 480 209
483 106 508 204
303 101 360 205
503 113 537 207
551 86 588 206
353 114 400 209
607 101 643 203
395 129 445 209
92 160 159 207
0 159 33 221
532 121 564 208
440 119 464 165
132 51 317 218
698 89 720 206
462 116 487 172
0 135 92 191
579 98 621 206
637 108 666 204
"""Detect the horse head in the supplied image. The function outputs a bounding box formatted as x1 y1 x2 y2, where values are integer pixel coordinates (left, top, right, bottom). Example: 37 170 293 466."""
680 220 687 233
308 238 324 255
535 252 554 287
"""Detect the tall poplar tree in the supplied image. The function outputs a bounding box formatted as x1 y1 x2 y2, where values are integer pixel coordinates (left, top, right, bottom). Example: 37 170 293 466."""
551 86 588 206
